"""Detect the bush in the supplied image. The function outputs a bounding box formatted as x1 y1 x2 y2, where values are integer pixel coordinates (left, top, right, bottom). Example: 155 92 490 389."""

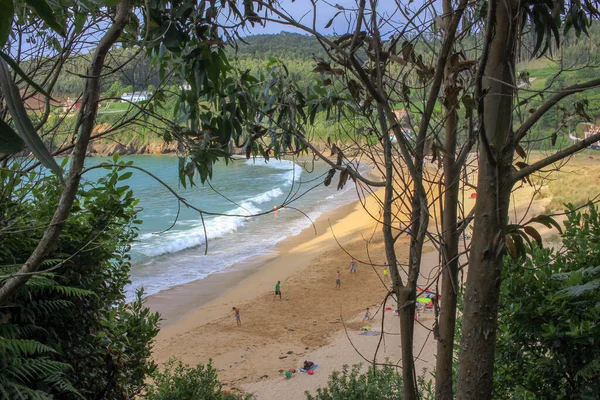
0 161 160 399
494 204 600 399
306 363 403 400
145 359 254 400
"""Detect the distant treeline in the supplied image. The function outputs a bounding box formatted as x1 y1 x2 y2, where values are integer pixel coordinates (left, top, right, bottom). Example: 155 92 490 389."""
27 27 599 100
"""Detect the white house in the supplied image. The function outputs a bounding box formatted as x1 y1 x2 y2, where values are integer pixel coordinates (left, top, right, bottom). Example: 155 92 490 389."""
121 91 152 102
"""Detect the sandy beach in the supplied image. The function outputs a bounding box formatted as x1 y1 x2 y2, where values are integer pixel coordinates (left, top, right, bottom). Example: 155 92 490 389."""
148 183 446 399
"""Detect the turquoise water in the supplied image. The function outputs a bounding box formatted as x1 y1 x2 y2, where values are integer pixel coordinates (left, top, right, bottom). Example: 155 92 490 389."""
82 155 358 300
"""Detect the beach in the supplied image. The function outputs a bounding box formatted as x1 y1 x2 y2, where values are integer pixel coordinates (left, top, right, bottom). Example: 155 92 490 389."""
148 184 443 399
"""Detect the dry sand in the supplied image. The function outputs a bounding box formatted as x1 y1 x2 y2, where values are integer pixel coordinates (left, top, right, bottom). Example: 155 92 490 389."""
149 186 444 399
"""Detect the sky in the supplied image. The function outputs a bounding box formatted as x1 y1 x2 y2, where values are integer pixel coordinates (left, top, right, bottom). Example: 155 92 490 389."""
233 0 408 37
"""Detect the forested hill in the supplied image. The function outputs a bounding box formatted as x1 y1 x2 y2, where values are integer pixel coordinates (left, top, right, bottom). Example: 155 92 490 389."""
43 28 600 99
231 32 325 61
227 32 325 89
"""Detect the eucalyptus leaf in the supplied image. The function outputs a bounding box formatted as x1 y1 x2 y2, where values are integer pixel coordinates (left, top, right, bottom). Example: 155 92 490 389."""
0 58 64 182
24 0 66 37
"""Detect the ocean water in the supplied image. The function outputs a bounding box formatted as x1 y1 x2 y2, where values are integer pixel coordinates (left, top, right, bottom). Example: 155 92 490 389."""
82 155 359 300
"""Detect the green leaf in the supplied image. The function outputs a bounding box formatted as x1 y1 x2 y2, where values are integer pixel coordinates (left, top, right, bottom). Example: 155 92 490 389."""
0 58 63 182
118 171 133 181
0 118 25 154
74 13 87 34
24 0 66 37
0 0 13 47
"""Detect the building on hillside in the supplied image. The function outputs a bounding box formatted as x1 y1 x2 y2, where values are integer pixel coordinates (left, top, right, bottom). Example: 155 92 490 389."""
584 126 600 150
62 98 82 112
121 91 152 102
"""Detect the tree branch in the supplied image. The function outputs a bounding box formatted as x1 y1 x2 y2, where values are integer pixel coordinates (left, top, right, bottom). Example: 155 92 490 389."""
512 131 600 183
514 78 600 143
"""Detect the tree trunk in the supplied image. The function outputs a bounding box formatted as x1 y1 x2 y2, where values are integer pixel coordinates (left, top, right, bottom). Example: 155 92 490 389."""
381 109 419 400
435 77 460 400
456 0 519 397
0 0 132 305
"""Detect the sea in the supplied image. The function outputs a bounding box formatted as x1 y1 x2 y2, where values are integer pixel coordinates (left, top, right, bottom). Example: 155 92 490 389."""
82 155 360 301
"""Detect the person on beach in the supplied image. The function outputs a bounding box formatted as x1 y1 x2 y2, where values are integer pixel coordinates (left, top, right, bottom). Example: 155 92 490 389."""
335 271 341 289
232 307 241 326
383 262 390 282
274 280 282 300
363 307 370 322
349 258 357 273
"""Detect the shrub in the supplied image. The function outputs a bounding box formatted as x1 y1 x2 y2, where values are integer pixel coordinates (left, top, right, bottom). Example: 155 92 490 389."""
494 204 600 399
0 161 160 399
145 359 254 400
306 363 403 400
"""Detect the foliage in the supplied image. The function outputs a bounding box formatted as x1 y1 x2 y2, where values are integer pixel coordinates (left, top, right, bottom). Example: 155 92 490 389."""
494 204 600 399
0 159 160 399
306 364 404 400
144 358 253 400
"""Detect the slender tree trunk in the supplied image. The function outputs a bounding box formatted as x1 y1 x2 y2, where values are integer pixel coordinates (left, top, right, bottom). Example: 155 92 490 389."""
456 0 519 397
435 77 460 400
0 0 132 305
381 107 419 400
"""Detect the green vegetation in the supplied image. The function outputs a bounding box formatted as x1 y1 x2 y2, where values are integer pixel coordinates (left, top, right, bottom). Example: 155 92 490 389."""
305 364 405 400
0 160 160 399
145 359 253 400
495 204 600 399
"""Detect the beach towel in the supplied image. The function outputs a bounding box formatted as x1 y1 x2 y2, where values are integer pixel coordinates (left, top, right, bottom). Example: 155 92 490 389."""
298 364 319 373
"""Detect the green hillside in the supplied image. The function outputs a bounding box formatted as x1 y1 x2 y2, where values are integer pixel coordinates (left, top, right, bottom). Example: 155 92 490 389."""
35 28 600 153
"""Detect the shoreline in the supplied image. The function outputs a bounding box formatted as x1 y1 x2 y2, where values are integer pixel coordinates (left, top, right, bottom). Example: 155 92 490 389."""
145 197 362 327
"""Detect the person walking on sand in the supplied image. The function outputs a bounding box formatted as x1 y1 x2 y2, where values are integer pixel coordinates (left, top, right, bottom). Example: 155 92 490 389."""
274 280 282 300
335 271 341 289
349 258 357 273
232 307 241 326
363 307 370 322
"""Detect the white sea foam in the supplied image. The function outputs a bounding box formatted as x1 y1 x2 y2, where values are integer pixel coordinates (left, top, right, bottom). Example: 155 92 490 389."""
248 187 284 204
245 158 303 186
133 185 288 257
126 158 371 300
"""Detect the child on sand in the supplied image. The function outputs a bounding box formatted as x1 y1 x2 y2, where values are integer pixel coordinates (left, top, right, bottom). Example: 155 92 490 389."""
336 271 341 289
349 258 357 273
274 280 282 300
363 307 370 322
232 307 241 326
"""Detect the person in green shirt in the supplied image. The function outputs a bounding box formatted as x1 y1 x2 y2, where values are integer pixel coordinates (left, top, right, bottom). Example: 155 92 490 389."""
274 280 282 300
